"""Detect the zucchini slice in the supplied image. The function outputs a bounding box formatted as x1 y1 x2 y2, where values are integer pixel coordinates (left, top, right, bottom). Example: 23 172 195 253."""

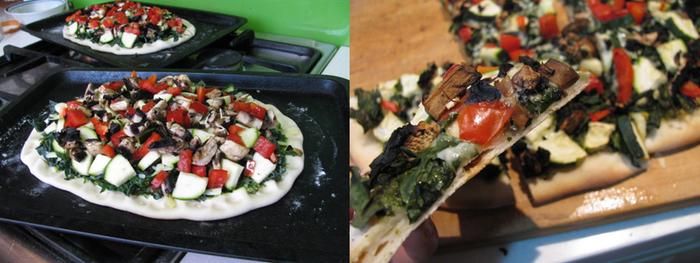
372 112 405 143
172 172 208 200
665 12 699 41
71 154 94 176
583 122 616 151
104 154 137 187
467 0 502 21
633 57 667 94
656 39 687 73
536 131 587 165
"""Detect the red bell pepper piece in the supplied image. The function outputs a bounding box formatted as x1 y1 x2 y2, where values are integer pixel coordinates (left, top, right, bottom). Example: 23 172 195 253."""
91 117 109 140
626 1 646 24
508 49 534 62
110 130 126 147
65 109 89 128
141 101 156 113
227 125 245 146
539 14 559 39
197 87 208 102
105 80 124 90
248 103 267 119
499 33 521 53
178 149 193 173
380 100 400 113
253 136 277 160
101 144 116 158
611 0 625 11
585 74 605 95
166 86 181 96
133 132 161 161
192 165 207 177
189 101 208 115
88 19 100 29
613 48 634 105
244 160 256 177
680 81 700 98
150 171 170 189
233 101 251 113
166 107 191 128
207 169 229 189
115 12 128 24
138 74 164 94
589 109 612 122
458 26 473 43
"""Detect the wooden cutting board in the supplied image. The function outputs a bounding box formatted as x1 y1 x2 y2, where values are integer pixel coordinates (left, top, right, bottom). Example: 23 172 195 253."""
350 0 700 251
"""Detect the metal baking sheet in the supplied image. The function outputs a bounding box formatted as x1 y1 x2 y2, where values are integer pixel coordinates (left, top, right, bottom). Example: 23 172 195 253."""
22 5 246 68
0 69 348 261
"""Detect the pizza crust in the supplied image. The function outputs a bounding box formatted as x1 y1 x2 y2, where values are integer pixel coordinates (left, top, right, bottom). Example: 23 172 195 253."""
525 151 643 205
62 19 196 55
646 109 700 154
20 102 303 221
349 119 385 174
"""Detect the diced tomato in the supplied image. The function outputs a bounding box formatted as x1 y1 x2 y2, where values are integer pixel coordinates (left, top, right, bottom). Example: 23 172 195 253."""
244 160 256 176
680 81 700 98
253 136 277 160
232 101 251 113
150 171 170 189
124 23 141 35
613 48 634 105
65 109 89 128
589 109 612 122
627 1 647 24
380 100 400 113
75 15 88 24
196 87 207 102
207 169 229 189
115 12 128 24
539 14 559 39
105 80 124 90
138 74 165 94
133 132 161 161
192 165 207 177
227 125 245 146
141 101 156 113
102 17 115 28
65 10 82 23
248 103 267 120
508 49 534 61
178 149 192 173
91 117 109 139
611 0 625 11
167 18 182 28
585 74 605 95
166 107 191 127
457 101 514 146
110 130 126 146
88 19 100 29
458 26 473 43
190 101 208 115
166 86 181 96
149 13 161 25
499 33 521 53
101 144 116 158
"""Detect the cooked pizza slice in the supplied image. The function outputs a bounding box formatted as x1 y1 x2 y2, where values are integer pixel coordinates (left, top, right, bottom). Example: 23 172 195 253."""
350 58 589 262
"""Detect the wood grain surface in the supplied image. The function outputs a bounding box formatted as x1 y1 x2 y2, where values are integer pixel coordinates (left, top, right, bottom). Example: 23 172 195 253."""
350 0 464 90
350 0 700 252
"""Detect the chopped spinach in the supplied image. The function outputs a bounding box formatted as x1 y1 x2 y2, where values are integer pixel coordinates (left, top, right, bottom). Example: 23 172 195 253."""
350 89 384 132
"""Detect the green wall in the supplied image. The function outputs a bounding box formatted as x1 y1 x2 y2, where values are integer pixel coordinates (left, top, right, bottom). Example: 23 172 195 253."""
69 0 349 46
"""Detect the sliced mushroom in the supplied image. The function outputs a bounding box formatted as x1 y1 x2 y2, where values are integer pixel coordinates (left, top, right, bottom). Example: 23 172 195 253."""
219 140 249 161
539 59 580 89
192 138 218 166
84 139 103 156
118 137 136 153
511 65 541 91
423 64 481 119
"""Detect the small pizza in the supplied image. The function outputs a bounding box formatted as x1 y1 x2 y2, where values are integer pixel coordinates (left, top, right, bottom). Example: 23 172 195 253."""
447 0 700 205
21 73 304 220
63 1 195 55
350 58 589 262
350 63 514 209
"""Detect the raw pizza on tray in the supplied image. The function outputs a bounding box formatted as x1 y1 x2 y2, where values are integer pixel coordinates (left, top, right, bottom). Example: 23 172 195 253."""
63 1 195 55
446 0 700 204
350 58 589 262
21 73 304 220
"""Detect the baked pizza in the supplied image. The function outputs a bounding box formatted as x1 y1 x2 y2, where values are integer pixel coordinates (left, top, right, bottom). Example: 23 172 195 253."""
21 73 304 220
350 58 589 262
349 63 515 209
447 0 700 204
63 1 195 55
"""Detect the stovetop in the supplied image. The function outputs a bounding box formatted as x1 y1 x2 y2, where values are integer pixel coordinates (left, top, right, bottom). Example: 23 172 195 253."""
0 30 338 262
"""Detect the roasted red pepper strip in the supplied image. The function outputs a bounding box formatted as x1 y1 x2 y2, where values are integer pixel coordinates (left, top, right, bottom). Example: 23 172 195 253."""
254 136 277 160
190 101 208 115
207 169 229 189
150 171 170 189
101 144 116 158
589 109 612 122
133 132 161 161
458 26 472 43
141 101 156 113
178 149 193 173
680 81 700 98
248 103 267 119
613 48 634 105
227 125 245 146
166 107 190 128
166 86 181 96
380 100 400 113
499 33 521 52
91 117 109 140
627 1 647 24
539 14 559 39
585 74 605 95
110 130 126 147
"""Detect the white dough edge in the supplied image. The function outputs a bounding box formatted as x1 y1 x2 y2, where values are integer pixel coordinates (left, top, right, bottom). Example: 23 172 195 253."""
349 73 590 263
20 101 304 221
62 19 196 55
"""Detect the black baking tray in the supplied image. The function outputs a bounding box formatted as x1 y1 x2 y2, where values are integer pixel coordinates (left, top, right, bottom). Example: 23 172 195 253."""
0 69 349 261
22 5 247 68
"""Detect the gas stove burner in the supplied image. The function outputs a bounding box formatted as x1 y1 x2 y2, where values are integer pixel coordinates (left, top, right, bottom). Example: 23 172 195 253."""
199 49 243 71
